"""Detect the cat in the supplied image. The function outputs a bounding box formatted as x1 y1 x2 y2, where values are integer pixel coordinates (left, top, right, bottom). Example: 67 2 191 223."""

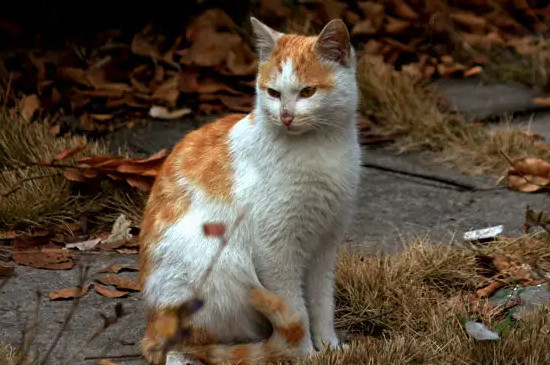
139 16 361 365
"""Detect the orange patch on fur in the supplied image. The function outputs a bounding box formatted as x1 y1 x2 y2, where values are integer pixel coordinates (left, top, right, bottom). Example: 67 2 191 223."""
230 345 250 364
258 35 334 90
275 323 306 345
250 288 287 314
171 113 244 201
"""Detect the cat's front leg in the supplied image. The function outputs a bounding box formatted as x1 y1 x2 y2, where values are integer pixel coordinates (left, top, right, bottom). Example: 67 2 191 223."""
257 258 316 355
305 236 340 351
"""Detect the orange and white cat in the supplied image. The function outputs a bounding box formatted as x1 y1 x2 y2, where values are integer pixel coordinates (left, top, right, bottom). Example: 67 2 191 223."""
139 17 360 365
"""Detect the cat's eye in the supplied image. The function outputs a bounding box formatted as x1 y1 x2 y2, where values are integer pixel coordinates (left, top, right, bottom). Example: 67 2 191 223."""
300 86 316 98
267 88 281 98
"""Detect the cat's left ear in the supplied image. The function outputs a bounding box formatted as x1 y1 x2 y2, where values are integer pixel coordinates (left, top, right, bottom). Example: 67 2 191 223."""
314 19 351 67
250 17 282 62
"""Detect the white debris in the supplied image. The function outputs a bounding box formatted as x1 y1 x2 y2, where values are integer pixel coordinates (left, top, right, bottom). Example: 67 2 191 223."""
465 321 500 341
102 214 133 244
463 225 503 242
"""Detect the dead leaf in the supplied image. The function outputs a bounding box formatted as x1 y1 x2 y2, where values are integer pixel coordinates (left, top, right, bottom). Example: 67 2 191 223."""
116 248 139 255
13 239 74 270
0 265 15 277
53 142 88 161
49 284 90 300
20 94 40 121
65 238 101 251
464 66 483 77
524 208 550 233
203 223 226 237
152 77 179 106
532 97 550 106
476 281 505 298
102 214 133 245
96 273 141 291
386 0 418 20
102 263 139 273
94 284 130 298
149 105 191 119
508 157 550 192
98 360 123 365
451 12 487 33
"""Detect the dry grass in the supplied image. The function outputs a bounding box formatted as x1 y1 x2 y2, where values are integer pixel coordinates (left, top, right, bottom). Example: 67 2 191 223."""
298 235 550 365
0 107 151 231
0 110 109 229
357 56 550 175
0 343 32 365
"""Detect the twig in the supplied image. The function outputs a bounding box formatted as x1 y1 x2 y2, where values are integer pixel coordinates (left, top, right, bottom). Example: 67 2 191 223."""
18 290 42 365
499 150 549 190
83 353 142 361
363 309 396 322
194 210 246 296
1 172 62 198
38 265 89 365
63 303 126 364
361 162 484 191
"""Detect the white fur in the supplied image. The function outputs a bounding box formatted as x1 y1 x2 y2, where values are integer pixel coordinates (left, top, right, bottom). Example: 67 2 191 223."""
143 19 361 356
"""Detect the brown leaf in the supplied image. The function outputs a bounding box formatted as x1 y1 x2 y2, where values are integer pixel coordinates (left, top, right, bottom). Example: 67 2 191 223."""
152 77 179 107
49 284 90 300
65 238 101 251
351 20 378 36
358 2 385 30
95 273 141 291
0 265 15 277
226 40 257 76
53 142 88 161
218 94 253 113
508 157 550 192
20 94 40 121
179 31 240 67
464 66 483 77
116 248 139 254
57 67 91 87
384 17 411 35
203 223 226 237
476 281 505 298
94 284 130 298
451 12 487 33
62 168 89 183
386 0 418 20
13 239 74 270
102 263 139 273
126 175 154 191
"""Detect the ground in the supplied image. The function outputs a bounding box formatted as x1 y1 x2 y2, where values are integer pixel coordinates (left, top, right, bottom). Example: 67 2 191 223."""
1 80 550 364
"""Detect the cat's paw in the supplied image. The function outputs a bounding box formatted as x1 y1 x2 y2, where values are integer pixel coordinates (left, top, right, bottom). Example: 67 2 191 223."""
314 335 345 353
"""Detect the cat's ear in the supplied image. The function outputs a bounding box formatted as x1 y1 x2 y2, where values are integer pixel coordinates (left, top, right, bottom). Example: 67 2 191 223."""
314 19 351 67
250 17 281 62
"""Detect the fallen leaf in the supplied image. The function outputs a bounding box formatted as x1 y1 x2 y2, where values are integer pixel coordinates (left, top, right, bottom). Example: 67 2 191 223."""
0 265 15 277
476 281 506 298
464 66 483 77
96 273 141 291
152 77 179 106
102 214 133 244
524 208 550 233
203 223 226 237
94 284 130 298
99 360 123 365
102 263 139 273
13 239 74 270
49 284 90 300
65 238 101 251
53 142 88 161
20 94 40 121
508 157 550 192
149 105 191 119
115 248 139 255
532 97 550 106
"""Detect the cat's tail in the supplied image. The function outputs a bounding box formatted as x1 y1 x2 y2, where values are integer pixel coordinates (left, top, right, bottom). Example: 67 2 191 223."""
182 288 306 365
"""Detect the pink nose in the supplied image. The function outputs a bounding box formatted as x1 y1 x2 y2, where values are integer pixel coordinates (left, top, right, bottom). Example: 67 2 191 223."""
281 115 294 127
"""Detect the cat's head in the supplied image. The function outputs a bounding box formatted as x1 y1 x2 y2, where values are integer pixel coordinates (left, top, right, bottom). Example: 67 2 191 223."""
251 17 357 136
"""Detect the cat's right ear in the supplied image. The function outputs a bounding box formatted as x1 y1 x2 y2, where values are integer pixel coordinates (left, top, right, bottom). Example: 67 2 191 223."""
250 17 281 62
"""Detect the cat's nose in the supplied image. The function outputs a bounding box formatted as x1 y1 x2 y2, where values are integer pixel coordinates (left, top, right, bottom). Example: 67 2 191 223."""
281 114 294 127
